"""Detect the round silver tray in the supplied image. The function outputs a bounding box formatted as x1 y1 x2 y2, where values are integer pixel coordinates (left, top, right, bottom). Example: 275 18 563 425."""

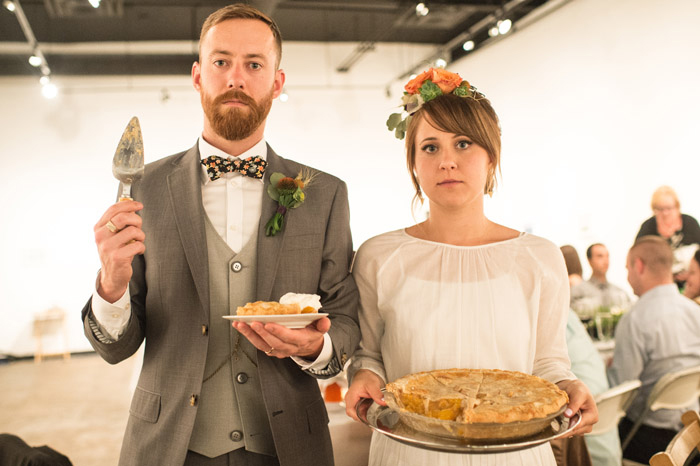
356 397 581 454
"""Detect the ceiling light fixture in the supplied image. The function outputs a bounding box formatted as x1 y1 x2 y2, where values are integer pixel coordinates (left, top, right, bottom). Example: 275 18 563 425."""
279 88 289 102
435 58 447 68
415 2 429 17
39 75 50 85
462 40 475 52
498 19 512 35
7 0 55 97
28 54 42 67
88 0 101 8
41 82 58 99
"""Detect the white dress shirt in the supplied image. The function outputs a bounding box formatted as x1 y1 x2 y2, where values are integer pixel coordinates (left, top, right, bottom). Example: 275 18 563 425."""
92 136 331 369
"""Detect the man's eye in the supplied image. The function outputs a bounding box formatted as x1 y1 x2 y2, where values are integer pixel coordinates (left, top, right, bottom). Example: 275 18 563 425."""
250 63 262 70
214 60 226 67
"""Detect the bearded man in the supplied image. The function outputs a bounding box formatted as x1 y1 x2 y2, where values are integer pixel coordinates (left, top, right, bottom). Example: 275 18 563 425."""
81 4 360 466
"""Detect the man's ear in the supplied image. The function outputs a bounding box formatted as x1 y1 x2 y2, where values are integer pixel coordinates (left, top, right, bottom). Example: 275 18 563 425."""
634 257 645 275
192 61 202 91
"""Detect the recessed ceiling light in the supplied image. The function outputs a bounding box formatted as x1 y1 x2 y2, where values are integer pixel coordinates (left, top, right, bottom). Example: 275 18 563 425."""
462 40 475 52
29 55 42 67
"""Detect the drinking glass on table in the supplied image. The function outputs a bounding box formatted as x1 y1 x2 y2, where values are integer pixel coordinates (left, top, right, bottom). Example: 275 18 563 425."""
595 308 614 341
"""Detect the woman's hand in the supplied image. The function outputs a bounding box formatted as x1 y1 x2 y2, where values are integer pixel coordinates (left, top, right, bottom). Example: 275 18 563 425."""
345 369 386 421
557 379 598 436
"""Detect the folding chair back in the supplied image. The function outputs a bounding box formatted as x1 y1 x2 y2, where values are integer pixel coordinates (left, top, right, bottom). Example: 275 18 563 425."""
591 379 642 436
622 365 700 451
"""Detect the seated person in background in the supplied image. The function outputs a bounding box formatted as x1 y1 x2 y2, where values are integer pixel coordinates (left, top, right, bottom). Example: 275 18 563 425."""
565 310 622 466
561 245 599 317
586 243 630 309
682 249 700 305
636 185 700 288
608 236 700 464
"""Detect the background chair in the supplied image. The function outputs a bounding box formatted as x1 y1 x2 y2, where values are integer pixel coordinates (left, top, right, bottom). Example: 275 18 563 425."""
649 410 700 466
591 379 642 436
622 365 700 451
32 307 70 363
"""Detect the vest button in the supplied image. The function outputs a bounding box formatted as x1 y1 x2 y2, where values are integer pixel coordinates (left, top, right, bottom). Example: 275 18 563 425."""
236 372 248 384
231 262 243 272
230 430 243 442
190 394 198 406
201 325 208 336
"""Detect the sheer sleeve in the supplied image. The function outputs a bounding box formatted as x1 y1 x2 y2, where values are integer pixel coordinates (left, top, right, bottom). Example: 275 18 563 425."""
347 240 387 384
531 240 576 384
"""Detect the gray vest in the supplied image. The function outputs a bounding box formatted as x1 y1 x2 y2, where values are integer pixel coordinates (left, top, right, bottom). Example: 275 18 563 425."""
188 218 275 458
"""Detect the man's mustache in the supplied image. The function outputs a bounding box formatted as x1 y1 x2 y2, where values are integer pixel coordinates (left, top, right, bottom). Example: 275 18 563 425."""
214 89 256 106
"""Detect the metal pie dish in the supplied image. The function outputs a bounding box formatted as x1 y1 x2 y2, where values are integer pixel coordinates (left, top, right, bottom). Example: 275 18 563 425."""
357 396 580 454
384 391 568 441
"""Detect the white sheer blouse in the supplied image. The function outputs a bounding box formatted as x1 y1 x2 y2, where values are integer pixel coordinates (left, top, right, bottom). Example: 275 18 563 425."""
349 229 575 466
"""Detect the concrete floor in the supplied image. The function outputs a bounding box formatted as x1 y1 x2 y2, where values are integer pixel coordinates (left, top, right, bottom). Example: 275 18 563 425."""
0 353 133 465
0 353 371 466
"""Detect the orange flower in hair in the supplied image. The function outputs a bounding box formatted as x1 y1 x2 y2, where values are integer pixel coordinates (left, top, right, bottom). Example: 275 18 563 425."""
387 67 480 140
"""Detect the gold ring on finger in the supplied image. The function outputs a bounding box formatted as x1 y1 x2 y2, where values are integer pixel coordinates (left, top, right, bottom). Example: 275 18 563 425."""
105 220 119 233
265 347 275 355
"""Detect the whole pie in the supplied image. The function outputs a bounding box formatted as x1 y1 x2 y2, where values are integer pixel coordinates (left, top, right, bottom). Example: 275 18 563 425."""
385 368 568 425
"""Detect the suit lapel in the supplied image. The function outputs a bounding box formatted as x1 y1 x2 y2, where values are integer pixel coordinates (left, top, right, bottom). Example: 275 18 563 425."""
256 146 288 301
167 145 210 318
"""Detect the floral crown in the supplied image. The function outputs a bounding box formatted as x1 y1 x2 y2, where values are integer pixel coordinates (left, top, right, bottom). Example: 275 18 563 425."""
386 68 482 140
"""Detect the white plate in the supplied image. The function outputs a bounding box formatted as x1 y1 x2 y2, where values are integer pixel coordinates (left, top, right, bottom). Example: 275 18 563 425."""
223 313 328 329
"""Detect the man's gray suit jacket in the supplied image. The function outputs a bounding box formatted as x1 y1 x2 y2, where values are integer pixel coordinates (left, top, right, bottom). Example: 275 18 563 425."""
82 144 360 466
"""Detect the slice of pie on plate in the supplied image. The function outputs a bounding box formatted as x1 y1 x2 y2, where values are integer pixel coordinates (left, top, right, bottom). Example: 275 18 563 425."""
236 292 321 316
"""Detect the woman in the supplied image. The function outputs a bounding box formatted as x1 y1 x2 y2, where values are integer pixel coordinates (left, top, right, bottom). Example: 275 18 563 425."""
683 249 700 304
345 68 597 465
636 186 700 287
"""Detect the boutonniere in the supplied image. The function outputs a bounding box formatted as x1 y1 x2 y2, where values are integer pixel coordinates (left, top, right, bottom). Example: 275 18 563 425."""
265 169 316 236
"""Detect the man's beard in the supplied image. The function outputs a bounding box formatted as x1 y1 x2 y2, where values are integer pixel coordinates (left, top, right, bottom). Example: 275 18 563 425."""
202 87 274 141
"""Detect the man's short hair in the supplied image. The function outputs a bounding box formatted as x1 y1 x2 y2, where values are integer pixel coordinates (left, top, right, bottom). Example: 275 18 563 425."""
629 236 673 276
586 243 605 260
199 3 283 68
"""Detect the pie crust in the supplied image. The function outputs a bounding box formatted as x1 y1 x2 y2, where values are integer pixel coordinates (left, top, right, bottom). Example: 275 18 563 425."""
236 301 317 316
385 368 568 438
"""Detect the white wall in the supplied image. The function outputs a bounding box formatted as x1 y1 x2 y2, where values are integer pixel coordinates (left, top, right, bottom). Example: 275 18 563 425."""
1 0 698 356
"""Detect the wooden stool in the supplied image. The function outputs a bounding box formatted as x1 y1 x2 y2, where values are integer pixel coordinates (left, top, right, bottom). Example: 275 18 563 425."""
33 307 70 363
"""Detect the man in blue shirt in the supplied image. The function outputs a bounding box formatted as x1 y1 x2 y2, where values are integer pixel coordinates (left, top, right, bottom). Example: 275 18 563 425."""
608 236 700 463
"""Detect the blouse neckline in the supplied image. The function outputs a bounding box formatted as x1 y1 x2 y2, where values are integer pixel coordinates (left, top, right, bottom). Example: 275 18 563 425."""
401 228 526 250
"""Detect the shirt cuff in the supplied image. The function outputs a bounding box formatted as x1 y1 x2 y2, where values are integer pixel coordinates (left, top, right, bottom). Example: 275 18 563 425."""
291 333 333 371
91 283 131 341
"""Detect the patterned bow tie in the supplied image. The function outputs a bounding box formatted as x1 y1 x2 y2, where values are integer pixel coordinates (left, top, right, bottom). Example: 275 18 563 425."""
201 155 267 181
